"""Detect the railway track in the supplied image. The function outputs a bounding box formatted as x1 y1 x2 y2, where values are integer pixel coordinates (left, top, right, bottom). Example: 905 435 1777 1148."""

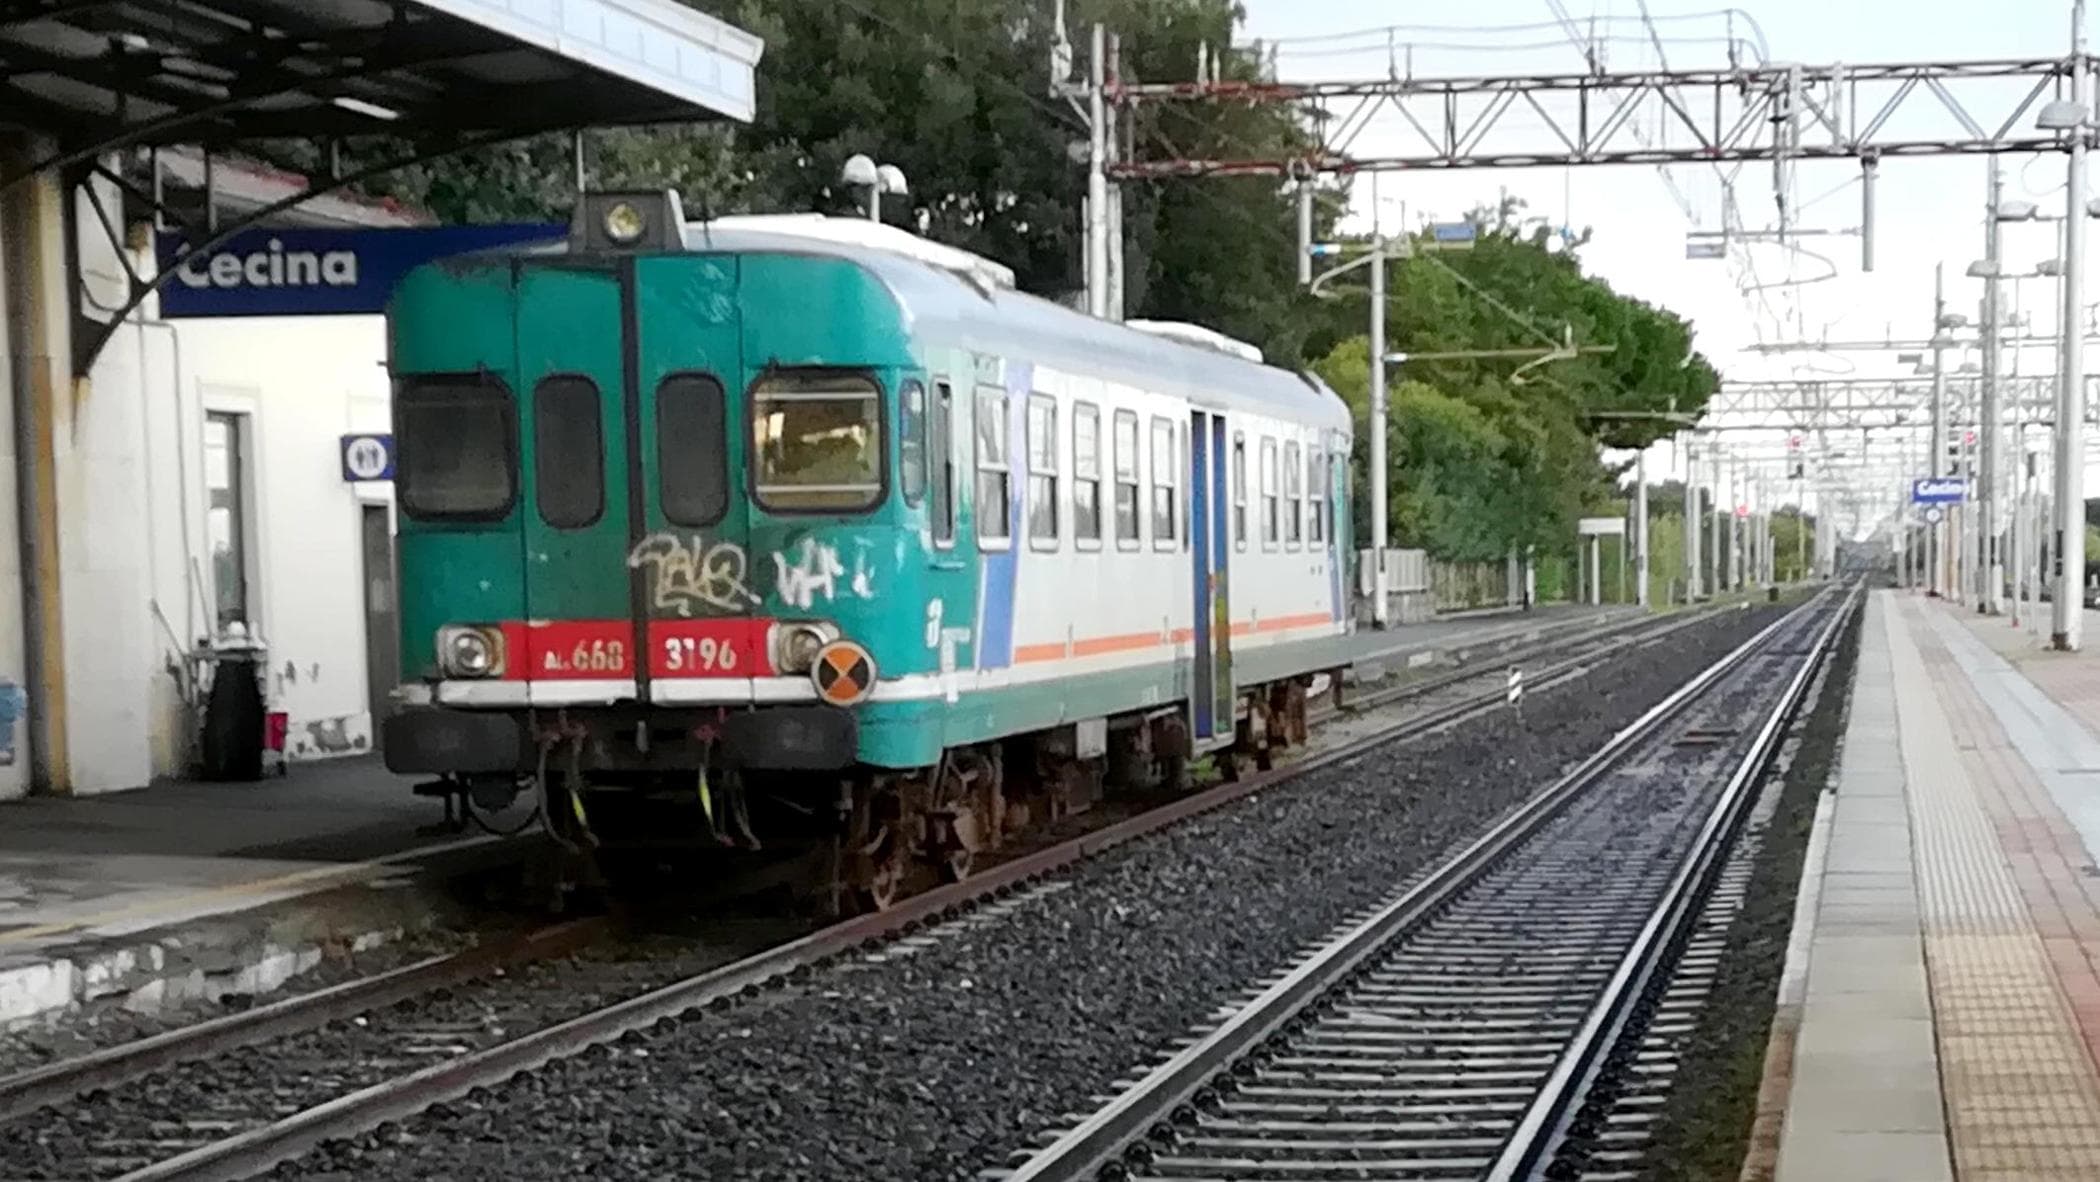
0 602 1766 1182
990 585 1855 1182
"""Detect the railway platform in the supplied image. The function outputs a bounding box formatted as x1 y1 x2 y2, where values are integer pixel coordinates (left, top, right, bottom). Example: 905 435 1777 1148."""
0 755 520 1030
0 602 1622 1031
1765 591 2100 1180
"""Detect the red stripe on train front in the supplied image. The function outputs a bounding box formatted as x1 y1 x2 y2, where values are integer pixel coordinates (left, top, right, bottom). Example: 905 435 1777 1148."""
497 620 634 681
488 619 776 681
648 618 776 678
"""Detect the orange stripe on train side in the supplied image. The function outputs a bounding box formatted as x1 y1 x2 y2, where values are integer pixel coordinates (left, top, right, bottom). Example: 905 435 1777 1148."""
1071 630 1167 657
1013 642 1068 664
1255 612 1337 633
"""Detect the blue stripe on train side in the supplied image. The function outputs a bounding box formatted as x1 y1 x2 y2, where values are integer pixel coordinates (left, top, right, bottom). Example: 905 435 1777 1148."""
1327 446 1345 622
1189 413 1213 738
976 359 1032 670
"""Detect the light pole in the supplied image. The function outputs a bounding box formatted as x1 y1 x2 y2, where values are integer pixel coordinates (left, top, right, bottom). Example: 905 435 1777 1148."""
840 154 908 223
2043 2 2092 648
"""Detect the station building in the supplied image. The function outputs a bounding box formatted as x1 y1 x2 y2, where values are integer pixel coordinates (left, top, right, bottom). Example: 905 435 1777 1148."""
0 0 764 799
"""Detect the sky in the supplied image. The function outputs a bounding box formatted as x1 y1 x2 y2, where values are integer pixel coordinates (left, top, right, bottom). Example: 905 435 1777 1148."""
1227 0 2091 529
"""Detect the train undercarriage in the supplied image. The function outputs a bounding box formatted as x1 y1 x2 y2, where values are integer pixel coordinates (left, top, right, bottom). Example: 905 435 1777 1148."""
414 674 1326 915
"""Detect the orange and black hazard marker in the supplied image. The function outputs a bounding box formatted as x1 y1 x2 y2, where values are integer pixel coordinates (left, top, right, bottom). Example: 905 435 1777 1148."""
812 639 877 706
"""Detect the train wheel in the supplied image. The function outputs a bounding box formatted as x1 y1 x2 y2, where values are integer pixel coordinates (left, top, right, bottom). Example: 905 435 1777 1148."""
834 781 907 915
927 747 1002 885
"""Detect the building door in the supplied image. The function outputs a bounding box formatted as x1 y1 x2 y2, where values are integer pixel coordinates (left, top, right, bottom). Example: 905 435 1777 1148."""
361 504 400 751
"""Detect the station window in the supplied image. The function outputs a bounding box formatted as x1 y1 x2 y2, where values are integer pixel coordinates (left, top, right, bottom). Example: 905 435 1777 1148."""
1308 448 1326 545
1231 433 1248 549
900 379 927 507
930 381 955 546
396 373 517 523
204 411 251 629
1284 441 1303 547
1027 394 1058 545
1073 402 1102 544
1113 410 1141 545
976 387 1011 542
658 373 728 527
533 376 604 529
750 371 883 512
1260 437 1278 548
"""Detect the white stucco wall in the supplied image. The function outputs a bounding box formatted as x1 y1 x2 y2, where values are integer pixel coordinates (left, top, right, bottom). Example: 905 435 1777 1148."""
62 176 395 792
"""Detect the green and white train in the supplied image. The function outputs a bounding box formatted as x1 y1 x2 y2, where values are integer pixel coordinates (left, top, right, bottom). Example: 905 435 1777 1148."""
383 191 1356 909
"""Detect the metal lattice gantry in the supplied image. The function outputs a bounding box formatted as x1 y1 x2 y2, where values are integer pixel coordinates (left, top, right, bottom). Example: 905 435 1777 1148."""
1109 55 2090 176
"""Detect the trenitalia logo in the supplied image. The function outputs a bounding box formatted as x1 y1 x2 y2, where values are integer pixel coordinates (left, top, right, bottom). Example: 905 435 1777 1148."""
156 223 563 319
174 239 359 290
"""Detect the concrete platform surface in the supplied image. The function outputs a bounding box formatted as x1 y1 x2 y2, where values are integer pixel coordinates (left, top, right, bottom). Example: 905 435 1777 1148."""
0 756 519 1028
1772 591 2100 1180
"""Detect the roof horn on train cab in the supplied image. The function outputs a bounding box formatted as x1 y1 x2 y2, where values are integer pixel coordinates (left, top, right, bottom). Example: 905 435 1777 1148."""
571 189 686 253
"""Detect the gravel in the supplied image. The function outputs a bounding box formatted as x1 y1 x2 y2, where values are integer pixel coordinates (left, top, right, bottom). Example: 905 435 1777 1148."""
272 603 1792 1182
1631 596 1864 1181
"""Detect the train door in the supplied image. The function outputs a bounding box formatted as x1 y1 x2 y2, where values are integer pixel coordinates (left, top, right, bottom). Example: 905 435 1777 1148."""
511 262 635 701
1189 409 1233 747
631 254 751 701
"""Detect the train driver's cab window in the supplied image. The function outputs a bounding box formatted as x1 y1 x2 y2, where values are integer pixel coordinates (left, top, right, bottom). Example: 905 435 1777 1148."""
1150 416 1177 548
1113 410 1141 546
751 371 883 511
396 374 517 522
1260 437 1279 548
1027 394 1058 546
1284 441 1303 547
1231 433 1248 549
976 387 1011 543
1074 402 1103 544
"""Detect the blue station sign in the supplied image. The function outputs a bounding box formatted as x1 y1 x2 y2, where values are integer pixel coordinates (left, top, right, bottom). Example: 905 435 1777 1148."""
340 433 396 482
1911 477 1967 505
156 223 565 318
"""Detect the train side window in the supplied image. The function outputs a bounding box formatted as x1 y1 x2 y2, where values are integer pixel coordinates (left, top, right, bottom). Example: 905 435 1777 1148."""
931 381 955 546
1308 448 1326 545
1231 433 1247 550
900 379 927 507
1150 416 1177 549
1112 409 1140 547
976 387 1011 544
657 373 727 526
1027 394 1058 547
1260 437 1279 549
532 376 604 529
1284 441 1303 548
1073 402 1103 546
396 373 517 522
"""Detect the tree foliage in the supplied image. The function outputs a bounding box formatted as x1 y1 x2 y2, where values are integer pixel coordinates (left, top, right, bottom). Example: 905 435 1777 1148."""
332 1 1715 565
1311 204 1717 560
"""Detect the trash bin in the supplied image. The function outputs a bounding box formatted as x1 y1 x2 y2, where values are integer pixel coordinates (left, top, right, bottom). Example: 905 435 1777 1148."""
197 626 268 781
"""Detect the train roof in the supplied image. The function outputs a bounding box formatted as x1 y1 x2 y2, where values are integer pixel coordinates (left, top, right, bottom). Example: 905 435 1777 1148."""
672 216 1353 433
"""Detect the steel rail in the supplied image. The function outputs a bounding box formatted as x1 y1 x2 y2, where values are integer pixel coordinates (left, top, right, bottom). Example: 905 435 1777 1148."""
999 587 1842 1182
0 919 607 1124
103 603 1756 1182
1487 583 1859 1179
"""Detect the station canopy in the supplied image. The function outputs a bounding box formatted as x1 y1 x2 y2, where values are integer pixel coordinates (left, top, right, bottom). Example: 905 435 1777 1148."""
0 0 763 153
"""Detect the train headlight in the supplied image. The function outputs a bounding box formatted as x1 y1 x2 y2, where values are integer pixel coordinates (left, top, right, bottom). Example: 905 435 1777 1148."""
773 622 833 675
602 201 646 245
437 625 504 679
